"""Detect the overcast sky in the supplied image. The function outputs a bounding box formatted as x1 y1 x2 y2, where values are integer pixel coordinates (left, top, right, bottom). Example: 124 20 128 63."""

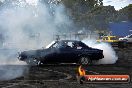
103 0 132 10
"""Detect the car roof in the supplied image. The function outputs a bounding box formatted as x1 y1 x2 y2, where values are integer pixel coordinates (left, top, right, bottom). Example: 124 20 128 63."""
57 40 81 43
103 36 116 37
46 40 83 49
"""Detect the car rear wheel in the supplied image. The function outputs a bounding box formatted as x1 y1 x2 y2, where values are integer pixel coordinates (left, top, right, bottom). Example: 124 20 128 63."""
26 58 41 66
79 57 91 65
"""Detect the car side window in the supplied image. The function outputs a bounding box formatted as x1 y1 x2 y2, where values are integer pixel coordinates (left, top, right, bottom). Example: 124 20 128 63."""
51 42 59 48
50 42 62 48
102 37 105 40
102 37 108 40
67 42 73 48
72 42 82 49
105 37 108 40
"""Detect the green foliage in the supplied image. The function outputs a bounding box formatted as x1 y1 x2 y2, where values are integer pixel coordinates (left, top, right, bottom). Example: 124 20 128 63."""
61 1 131 31
117 4 132 21
61 0 104 30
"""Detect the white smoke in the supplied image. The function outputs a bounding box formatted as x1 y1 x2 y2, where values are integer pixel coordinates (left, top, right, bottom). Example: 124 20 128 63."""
0 0 119 81
82 39 118 64
0 65 28 80
0 0 72 80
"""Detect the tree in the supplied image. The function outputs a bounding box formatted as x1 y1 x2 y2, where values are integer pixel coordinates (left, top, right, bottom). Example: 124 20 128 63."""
61 0 104 30
117 4 132 21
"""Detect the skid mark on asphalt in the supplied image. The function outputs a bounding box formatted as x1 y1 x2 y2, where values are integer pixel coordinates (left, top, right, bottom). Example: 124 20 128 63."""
0 66 108 88
1 68 73 88
43 68 72 80
87 70 100 74
2 81 25 88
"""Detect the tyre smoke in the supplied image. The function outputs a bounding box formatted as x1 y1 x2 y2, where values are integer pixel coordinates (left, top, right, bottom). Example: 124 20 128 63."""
82 39 118 64
0 0 72 80
0 0 119 80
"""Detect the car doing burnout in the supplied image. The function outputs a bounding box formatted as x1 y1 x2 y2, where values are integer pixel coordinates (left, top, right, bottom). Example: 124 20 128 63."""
18 40 104 65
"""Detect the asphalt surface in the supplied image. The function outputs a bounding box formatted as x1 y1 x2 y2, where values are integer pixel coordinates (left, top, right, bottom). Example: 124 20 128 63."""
0 47 132 88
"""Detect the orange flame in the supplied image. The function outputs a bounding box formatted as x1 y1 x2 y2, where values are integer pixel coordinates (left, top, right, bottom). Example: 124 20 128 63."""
78 65 86 76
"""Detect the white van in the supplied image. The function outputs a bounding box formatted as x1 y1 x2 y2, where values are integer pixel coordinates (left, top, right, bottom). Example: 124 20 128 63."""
119 34 132 42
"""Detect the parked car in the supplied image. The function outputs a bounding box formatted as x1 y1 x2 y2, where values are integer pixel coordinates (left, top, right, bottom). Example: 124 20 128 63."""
119 34 132 42
97 36 126 48
18 40 104 65
97 36 119 43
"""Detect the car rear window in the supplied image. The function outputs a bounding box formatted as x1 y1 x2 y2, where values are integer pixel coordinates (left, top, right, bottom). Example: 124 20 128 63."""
110 37 118 40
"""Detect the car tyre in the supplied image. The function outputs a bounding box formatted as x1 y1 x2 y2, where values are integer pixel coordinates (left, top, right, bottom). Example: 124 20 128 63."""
79 56 91 65
26 58 41 66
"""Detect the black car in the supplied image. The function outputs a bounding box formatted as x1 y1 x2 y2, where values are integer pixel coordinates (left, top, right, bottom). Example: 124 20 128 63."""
18 40 104 65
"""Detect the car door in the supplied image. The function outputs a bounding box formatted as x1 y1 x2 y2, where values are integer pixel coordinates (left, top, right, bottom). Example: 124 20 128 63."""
56 41 80 63
57 46 74 63
39 48 59 63
45 41 73 63
63 42 84 62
